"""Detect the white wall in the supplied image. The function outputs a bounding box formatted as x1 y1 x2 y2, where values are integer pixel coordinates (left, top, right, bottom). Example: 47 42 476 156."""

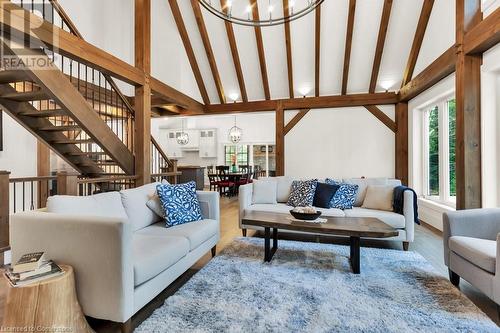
152 105 396 180
286 106 395 179
0 113 37 177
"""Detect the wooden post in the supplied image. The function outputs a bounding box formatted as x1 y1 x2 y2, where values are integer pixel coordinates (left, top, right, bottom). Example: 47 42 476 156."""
395 102 409 185
56 172 78 196
37 141 50 208
0 171 10 265
275 102 285 176
134 0 152 186
172 159 178 184
455 0 482 209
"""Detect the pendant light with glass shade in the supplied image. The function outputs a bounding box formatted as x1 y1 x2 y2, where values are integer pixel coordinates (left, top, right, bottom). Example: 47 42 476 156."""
228 116 242 143
177 119 189 145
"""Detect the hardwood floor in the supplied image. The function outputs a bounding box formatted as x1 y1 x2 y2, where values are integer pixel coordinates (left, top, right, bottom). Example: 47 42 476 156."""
1 196 498 331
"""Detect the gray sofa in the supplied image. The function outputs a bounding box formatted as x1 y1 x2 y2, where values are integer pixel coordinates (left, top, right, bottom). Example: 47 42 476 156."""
10 182 220 325
239 177 415 249
444 208 500 304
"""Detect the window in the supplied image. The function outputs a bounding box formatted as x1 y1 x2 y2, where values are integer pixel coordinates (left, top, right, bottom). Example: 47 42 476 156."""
224 145 249 166
428 106 439 196
422 96 456 206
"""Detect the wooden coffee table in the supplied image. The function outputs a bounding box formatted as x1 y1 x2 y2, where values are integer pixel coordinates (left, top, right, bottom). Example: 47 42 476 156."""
242 211 399 274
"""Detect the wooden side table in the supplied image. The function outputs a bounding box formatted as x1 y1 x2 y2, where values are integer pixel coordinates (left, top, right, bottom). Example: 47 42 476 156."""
2 264 94 333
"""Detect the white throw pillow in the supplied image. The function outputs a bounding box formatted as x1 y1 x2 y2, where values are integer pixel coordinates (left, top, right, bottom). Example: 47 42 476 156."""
361 185 394 211
144 179 170 219
259 176 293 203
47 191 128 220
252 179 278 204
344 178 388 207
146 196 164 218
120 182 161 231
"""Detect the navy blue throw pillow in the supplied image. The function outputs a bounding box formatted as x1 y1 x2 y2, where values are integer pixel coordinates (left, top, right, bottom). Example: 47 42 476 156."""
313 182 340 208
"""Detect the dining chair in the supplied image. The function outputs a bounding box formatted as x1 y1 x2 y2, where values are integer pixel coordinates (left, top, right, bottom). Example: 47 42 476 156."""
215 166 234 197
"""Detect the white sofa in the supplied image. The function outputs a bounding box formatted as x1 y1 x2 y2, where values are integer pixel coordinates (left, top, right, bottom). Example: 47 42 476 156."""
239 177 414 249
10 182 220 327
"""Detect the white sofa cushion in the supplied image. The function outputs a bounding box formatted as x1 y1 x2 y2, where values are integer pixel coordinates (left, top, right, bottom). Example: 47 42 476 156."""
259 176 293 203
136 219 218 251
344 207 406 229
245 203 345 217
252 179 278 204
344 178 388 207
46 192 128 220
362 185 394 211
132 234 189 286
120 182 160 231
449 236 496 274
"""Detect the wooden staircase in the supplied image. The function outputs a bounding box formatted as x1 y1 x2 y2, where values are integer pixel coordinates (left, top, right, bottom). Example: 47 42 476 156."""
0 43 135 176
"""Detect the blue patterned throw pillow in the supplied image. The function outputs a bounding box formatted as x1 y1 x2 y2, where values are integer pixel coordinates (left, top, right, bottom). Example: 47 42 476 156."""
325 179 359 210
287 179 318 207
156 181 203 227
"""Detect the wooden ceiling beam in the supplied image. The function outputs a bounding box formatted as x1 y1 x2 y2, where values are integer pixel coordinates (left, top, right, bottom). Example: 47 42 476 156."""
283 0 294 98
251 0 271 100
464 6 500 54
284 110 310 135
203 92 398 114
369 0 393 93
221 0 248 102
364 105 396 132
191 0 226 104
399 45 456 101
401 0 435 87
341 0 356 95
150 77 205 113
168 0 210 105
315 5 321 97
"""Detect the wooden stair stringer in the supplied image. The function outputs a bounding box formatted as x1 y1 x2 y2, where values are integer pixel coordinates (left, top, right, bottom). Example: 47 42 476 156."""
1 44 135 175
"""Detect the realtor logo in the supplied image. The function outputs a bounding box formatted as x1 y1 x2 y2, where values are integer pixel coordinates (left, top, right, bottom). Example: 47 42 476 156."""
0 1 59 71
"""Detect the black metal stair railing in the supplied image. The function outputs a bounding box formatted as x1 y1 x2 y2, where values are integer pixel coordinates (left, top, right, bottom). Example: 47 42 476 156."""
10 0 175 175
9 0 135 175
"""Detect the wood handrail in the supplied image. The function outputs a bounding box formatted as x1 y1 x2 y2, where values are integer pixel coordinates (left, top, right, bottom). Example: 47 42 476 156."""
77 175 139 184
151 136 173 167
9 176 57 183
49 0 137 117
151 172 182 177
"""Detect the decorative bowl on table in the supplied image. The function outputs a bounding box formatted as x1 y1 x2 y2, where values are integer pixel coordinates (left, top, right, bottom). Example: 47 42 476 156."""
289 207 322 221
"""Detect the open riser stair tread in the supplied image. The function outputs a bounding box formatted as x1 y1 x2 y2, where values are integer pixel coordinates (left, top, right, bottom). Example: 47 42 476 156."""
0 70 31 84
0 41 135 175
37 125 81 131
0 89 49 102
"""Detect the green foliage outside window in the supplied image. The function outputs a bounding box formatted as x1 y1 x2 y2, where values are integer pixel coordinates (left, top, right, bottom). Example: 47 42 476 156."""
225 145 249 166
428 106 439 196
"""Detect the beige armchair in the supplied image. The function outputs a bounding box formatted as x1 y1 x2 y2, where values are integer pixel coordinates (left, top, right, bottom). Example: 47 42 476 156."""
443 208 500 305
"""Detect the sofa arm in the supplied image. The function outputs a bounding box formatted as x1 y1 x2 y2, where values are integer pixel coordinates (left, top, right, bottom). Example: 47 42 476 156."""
197 191 220 222
443 208 500 266
403 190 415 242
10 211 134 323
239 183 253 228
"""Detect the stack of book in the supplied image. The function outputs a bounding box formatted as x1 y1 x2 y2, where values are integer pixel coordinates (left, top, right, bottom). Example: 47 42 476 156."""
4 252 63 287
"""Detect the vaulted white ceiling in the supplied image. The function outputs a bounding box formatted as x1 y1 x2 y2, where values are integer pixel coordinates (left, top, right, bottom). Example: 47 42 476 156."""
168 0 456 104
58 0 458 105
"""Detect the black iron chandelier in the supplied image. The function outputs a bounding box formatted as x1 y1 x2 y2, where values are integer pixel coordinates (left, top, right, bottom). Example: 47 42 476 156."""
198 0 324 27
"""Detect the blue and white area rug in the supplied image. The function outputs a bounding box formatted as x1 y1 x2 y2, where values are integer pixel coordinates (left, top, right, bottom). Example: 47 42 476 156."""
136 238 499 332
